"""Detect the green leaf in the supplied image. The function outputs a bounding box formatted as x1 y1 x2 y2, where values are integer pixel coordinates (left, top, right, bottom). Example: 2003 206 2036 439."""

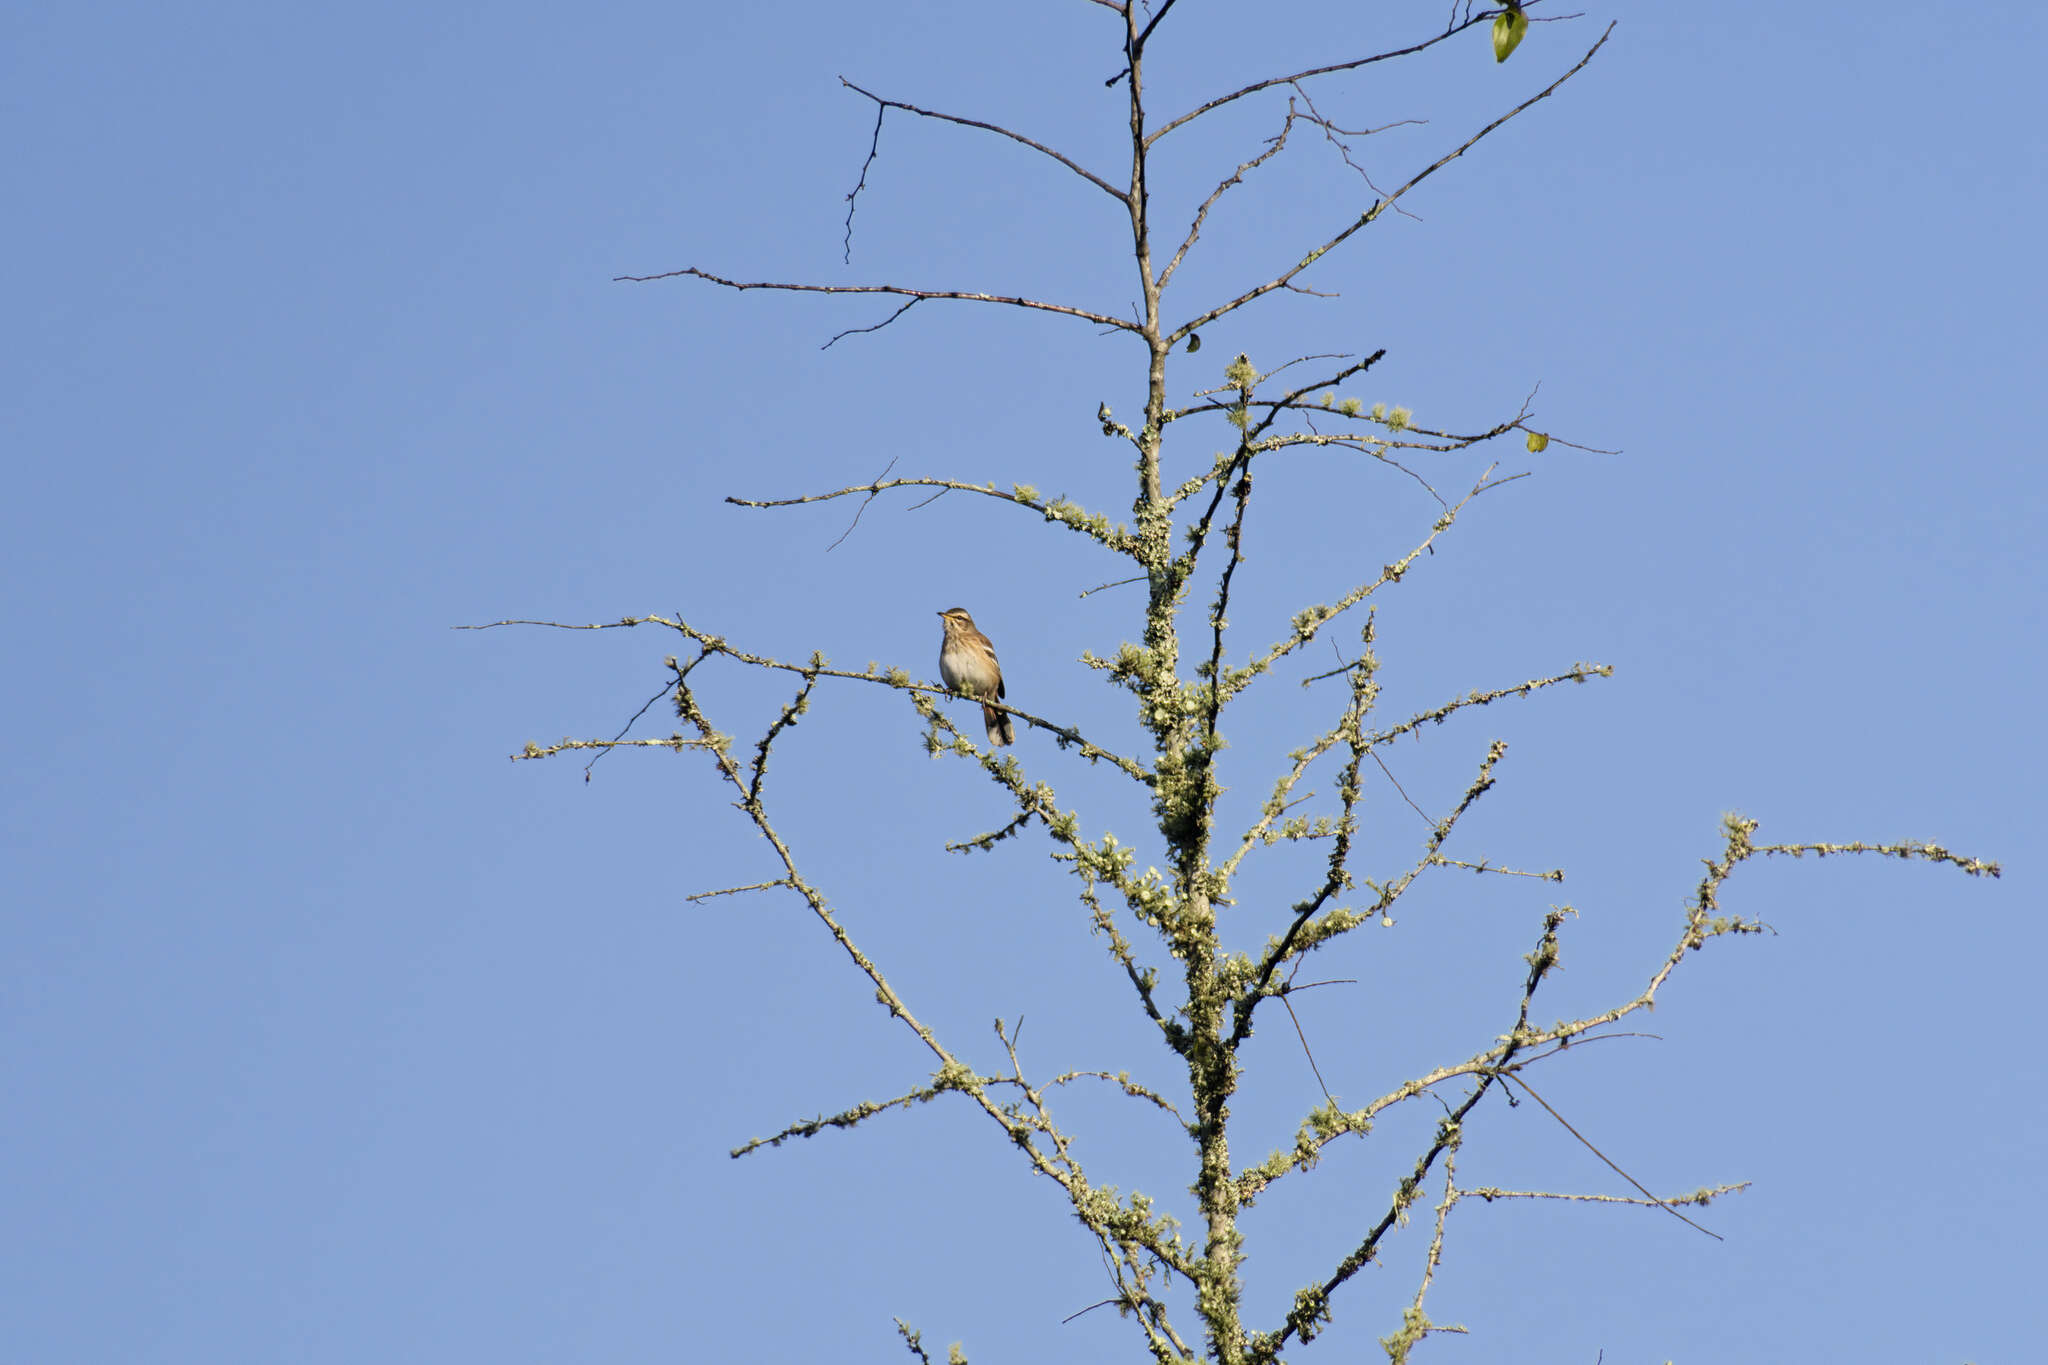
1493 8 1528 63
1525 431 1549 453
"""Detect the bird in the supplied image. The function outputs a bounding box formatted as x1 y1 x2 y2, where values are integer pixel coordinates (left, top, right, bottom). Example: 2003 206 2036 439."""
936 607 1015 746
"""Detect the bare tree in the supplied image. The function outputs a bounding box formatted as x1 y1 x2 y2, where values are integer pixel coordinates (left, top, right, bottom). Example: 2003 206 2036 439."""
472 5 1996 1361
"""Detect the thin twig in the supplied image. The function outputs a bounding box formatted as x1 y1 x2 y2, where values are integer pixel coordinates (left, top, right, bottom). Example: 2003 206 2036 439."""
1167 26 1616 346
688 879 794 903
843 102 886 263
1159 104 1298 292
726 477 1137 556
824 456 899 551
617 265 1137 334
1496 1073 1724 1241
1148 8 1509 146
1282 991 1340 1109
1373 750 1434 826
1079 574 1147 599
841 78 1128 203
824 299 921 349
576 674 682 781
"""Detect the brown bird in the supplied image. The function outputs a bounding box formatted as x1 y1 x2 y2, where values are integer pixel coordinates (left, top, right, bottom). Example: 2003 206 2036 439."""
936 607 1015 746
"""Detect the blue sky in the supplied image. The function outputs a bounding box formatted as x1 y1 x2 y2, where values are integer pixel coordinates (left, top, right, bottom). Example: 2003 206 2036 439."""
4 2 2041 1361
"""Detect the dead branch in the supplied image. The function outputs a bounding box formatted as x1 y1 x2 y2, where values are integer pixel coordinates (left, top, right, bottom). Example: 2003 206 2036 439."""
615 265 1139 334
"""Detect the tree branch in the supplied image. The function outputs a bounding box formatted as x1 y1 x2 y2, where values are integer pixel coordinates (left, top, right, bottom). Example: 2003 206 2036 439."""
616 265 1139 334
840 78 1129 204
726 478 1138 556
461 616 1154 783
1157 104 1298 293
1147 9 1504 147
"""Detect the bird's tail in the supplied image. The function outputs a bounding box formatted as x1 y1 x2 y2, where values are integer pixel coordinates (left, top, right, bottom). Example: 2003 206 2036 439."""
982 703 1016 747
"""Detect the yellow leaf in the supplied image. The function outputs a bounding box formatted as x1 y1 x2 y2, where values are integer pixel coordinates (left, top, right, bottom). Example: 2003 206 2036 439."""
1493 9 1528 63
1526 431 1549 453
